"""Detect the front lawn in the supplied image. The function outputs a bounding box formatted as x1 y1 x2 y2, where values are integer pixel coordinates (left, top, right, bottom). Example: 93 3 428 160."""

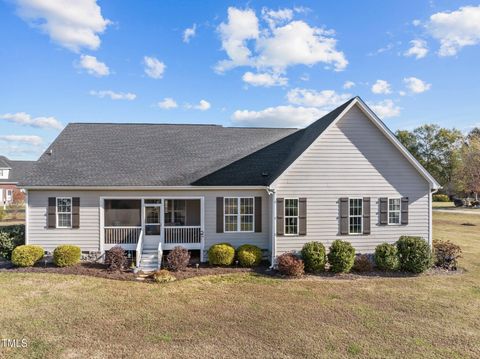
1 212 479 358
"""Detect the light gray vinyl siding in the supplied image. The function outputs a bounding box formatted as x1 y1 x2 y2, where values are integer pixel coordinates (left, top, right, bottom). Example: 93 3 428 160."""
27 189 271 252
274 105 430 254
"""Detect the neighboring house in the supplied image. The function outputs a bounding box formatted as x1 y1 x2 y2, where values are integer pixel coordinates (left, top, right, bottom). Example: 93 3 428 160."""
20 97 440 270
0 156 34 209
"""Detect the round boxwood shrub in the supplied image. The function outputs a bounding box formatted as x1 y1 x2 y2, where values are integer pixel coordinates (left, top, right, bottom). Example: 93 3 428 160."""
208 243 235 266
237 244 262 267
396 236 432 274
11 245 44 267
327 240 355 273
53 245 81 267
301 241 327 273
374 243 399 271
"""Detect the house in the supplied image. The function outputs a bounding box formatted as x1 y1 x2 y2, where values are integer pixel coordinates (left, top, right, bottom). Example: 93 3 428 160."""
20 97 440 270
0 156 34 209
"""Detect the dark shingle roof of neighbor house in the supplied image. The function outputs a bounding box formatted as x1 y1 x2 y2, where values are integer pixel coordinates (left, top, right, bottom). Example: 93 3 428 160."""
0 156 35 184
21 98 356 187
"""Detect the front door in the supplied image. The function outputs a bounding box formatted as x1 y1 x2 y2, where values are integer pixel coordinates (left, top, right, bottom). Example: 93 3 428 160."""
143 199 162 244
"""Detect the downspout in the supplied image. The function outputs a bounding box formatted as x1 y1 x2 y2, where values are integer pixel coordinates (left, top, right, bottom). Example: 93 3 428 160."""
266 186 276 267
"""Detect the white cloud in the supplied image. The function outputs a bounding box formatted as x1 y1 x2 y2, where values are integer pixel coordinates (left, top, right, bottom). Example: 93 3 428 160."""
183 23 196 43
78 54 109 76
369 99 400 118
427 5 480 56
0 112 63 130
194 100 211 111
371 79 392 94
0 135 43 146
89 90 136 100
14 0 111 52
343 81 355 89
143 56 166 79
404 39 429 59
403 77 431 93
232 105 324 127
242 71 287 87
287 88 350 108
158 97 178 109
215 7 347 74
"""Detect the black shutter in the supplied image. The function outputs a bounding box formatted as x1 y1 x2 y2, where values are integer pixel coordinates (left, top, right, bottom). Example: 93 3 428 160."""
47 197 56 229
299 198 307 236
339 198 349 235
72 197 80 229
363 197 370 234
254 197 262 232
216 197 224 233
379 197 388 225
401 197 409 225
276 198 284 236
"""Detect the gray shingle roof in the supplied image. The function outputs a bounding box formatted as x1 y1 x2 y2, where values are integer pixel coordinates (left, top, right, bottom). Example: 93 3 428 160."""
0 156 35 184
21 98 356 187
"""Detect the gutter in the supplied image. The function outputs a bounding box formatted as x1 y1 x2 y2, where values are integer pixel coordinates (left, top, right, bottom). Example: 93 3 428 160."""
266 186 277 267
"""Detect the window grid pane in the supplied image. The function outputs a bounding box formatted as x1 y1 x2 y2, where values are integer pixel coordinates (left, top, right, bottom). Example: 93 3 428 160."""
388 198 401 224
240 198 254 215
240 215 253 231
225 215 237 232
349 198 363 234
57 198 72 228
224 198 238 215
284 199 299 235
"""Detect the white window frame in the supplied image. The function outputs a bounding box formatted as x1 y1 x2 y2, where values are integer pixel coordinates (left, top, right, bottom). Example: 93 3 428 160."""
224 197 255 233
0 169 8 179
388 197 401 225
348 197 363 235
56 197 72 229
6 189 13 201
284 198 299 236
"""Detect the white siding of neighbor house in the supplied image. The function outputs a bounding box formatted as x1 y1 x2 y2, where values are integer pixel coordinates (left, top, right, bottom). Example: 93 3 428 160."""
274 105 431 255
27 189 271 253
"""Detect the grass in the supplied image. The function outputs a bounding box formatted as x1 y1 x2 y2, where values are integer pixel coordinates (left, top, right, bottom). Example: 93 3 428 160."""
432 201 454 208
1 212 480 358
0 209 25 226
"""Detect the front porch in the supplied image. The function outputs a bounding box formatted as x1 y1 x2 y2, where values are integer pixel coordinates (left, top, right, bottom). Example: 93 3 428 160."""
100 197 204 269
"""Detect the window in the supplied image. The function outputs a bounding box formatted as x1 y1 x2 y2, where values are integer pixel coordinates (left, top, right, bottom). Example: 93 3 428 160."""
388 198 401 225
224 197 254 232
164 200 186 226
284 199 299 235
6 189 12 201
0 169 8 179
104 199 141 227
56 197 72 228
349 198 363 234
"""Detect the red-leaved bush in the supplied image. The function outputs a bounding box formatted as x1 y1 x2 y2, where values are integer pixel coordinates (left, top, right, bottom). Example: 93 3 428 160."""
276 252 304 276
105 246 128 271
166 246 190 271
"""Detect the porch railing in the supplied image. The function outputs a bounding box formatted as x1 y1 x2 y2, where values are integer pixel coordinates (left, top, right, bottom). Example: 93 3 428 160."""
164 226 202 244
105 226 142 244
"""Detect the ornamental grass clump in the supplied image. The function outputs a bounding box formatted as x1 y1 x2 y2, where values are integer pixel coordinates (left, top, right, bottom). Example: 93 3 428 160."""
433 239 462 270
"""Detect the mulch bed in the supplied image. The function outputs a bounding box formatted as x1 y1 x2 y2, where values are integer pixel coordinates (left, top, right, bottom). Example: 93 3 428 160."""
0 259 462 283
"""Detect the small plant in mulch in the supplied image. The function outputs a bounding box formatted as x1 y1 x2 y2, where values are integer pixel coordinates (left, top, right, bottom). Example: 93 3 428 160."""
276 252 304 277
166 246 190 271
433 239 462 270
104 246 128 271
151 269 176 283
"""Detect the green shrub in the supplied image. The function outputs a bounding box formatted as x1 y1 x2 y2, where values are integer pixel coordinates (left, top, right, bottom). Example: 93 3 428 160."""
432 194 450 202
276 252 304 276
208 243 235 266
374 243 399 271
0 225 25 260
327 240 355 273
11 245 44 267
53 245 81 267
0 208 5 221
151 269 176 283
0 224 25 242
301 241 327 273
433 239 462 270
353 254 373 272
396 236 432 273
237 244 262 267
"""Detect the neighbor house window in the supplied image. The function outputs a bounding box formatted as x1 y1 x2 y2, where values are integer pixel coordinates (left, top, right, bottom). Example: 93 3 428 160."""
284 198 299 235
349 198 363 234
388 198 401 225
56 197 72 228
224 197 254 232
6 189 12 201
0 169 8 179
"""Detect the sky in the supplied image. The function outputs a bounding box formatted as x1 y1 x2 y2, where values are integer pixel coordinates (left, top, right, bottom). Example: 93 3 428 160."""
1 0 479 160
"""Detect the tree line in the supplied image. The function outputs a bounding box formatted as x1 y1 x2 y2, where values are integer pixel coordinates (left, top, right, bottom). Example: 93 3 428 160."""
395 125 480 198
